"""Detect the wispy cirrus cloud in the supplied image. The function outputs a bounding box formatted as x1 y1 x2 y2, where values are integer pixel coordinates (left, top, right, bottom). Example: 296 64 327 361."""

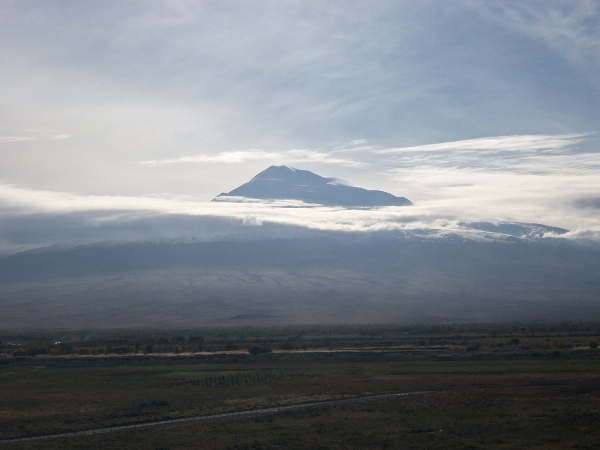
467 0 600 89
286 149 368 168
139 149 367 168
377 133 590 154
375 133 598 176
377 133 600 236
0 136 39 144
139 150 278 166
0 133 71 144
49 134 71 140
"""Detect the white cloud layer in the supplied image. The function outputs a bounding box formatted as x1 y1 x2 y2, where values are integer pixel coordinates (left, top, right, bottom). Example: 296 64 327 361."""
1 133 599 253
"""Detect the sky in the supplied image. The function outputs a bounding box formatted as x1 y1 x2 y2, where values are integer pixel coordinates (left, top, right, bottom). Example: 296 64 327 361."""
1 0 600 252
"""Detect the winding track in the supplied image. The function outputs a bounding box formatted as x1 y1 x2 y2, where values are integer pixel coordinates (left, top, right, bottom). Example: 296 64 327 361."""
0 390 428 446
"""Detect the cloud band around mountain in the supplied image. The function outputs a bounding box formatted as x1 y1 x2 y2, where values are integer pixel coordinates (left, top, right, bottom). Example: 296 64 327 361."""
1 132 599 253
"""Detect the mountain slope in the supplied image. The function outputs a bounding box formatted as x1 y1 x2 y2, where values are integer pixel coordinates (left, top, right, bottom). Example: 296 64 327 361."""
1 234 599 328
214 165 412 207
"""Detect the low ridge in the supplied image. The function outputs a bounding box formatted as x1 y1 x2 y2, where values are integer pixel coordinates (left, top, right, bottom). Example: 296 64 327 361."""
214 165 412 207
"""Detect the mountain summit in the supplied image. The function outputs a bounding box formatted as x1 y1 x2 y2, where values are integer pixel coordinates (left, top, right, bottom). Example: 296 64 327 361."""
214 165 412 207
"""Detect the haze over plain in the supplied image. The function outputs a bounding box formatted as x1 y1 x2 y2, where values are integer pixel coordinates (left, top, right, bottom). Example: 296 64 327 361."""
0 1 599 328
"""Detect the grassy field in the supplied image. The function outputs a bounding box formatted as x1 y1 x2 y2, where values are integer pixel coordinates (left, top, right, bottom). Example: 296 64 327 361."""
1 324 599 448
9 385 598 450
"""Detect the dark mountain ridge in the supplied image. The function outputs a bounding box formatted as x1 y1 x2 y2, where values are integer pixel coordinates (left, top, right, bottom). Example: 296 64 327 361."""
0 233 594 285
1 234 599 328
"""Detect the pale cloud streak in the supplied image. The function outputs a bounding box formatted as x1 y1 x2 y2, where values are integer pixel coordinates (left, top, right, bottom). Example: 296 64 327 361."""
139 150 278 166
380 133 600 235
0 133 71 144
377 133 589 154
0 136 39 144
49 134 71 140
139 149 368 168
286 149 369 168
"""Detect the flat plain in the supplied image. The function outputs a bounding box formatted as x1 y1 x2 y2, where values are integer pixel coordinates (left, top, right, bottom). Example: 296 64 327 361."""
1 324 599 449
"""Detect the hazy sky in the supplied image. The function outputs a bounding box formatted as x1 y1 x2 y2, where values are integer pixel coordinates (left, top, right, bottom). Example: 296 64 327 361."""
1 0 600 250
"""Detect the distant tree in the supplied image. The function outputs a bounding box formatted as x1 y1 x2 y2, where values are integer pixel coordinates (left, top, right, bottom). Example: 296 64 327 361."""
172 336 186 344
115 345 130 354
188 335 204 351
188 335 203 344
27 347 48 356
144 344 153 354
590 341 598 349
13 348 27 357
59 343 73 354
248 344 272 355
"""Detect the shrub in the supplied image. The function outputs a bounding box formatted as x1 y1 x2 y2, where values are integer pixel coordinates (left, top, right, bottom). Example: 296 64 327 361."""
590 341 598 349
281 342 296 350
172 336 186 344
59 343 73 354
248 344 272 355
13 348 27 357
27 347 48 356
